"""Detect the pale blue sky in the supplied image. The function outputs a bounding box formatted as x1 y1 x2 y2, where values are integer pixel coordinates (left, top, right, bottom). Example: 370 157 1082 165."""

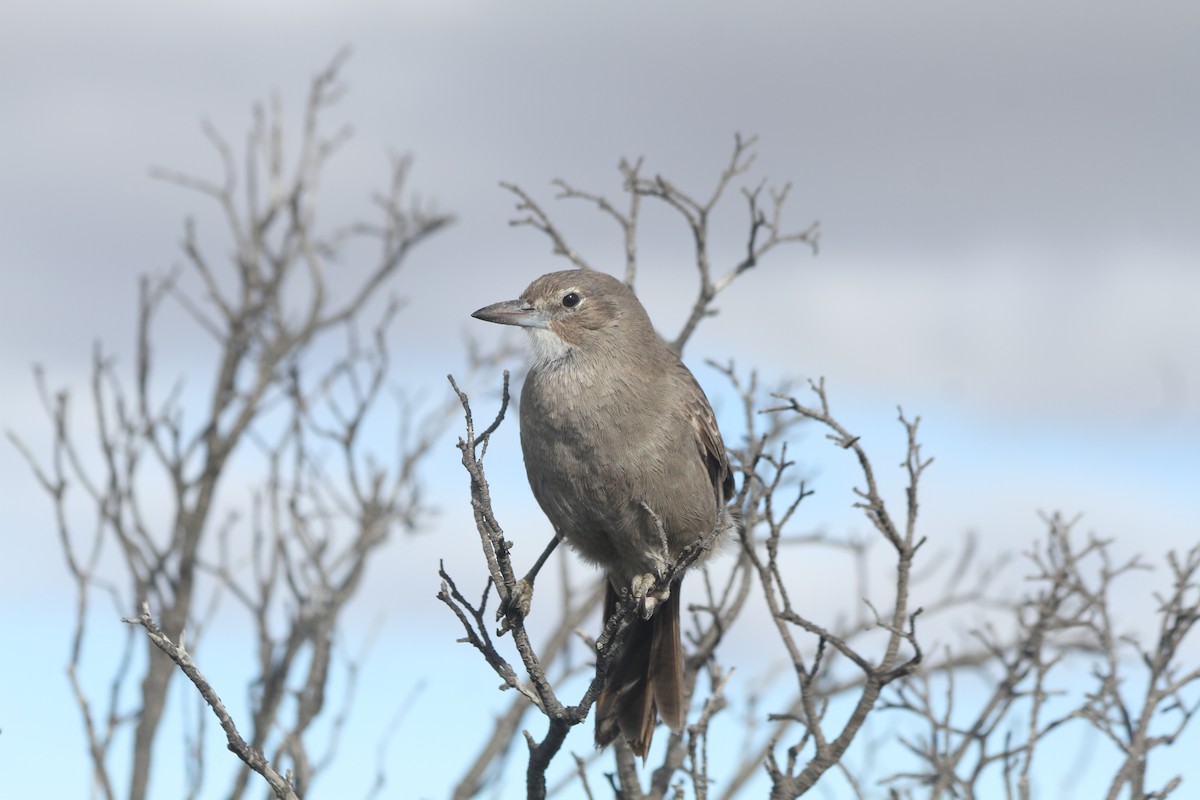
2 1 1198 797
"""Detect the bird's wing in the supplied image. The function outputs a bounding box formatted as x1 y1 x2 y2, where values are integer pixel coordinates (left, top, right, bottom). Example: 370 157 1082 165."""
681 367 735 506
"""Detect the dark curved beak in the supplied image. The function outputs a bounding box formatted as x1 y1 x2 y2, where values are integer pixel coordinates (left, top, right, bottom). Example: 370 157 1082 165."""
471 299 549 329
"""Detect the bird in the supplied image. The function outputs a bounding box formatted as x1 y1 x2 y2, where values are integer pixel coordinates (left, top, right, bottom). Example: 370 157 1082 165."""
472 268 736 756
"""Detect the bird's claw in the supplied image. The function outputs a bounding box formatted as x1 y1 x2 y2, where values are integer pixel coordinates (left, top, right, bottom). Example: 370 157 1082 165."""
496 578 534 635
630 573 670 620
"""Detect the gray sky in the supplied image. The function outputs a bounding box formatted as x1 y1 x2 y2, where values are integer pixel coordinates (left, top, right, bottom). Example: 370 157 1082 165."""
2 1 1198 797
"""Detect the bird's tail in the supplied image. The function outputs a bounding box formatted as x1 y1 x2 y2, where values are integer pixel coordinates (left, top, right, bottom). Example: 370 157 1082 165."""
594 579 685 757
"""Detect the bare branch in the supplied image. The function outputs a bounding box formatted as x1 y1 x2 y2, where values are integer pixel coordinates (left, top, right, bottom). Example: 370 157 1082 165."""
499 134 818 355
122 603 299 799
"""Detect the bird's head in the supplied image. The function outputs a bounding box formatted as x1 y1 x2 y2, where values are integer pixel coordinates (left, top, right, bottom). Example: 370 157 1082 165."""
472 269 654 366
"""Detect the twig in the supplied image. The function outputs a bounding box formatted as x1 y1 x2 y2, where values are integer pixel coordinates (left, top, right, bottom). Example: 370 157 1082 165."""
122 603 299 799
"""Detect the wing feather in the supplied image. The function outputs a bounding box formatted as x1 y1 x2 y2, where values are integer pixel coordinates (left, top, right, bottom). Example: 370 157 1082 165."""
680 367 734 506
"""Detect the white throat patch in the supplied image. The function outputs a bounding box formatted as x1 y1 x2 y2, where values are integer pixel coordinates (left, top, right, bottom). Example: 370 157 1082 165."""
525 327 573 367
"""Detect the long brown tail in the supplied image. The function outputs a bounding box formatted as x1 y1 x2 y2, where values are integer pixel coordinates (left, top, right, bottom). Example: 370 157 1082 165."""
594 579 685 756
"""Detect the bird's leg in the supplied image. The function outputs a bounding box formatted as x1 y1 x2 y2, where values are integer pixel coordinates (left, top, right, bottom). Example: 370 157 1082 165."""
634 501 675 619
497 534 561 632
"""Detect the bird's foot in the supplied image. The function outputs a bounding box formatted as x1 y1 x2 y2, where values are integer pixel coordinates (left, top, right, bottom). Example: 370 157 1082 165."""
496 578 534 635
630 573 671 620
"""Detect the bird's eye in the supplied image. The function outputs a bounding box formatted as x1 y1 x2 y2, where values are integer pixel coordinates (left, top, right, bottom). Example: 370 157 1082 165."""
562 292 581 308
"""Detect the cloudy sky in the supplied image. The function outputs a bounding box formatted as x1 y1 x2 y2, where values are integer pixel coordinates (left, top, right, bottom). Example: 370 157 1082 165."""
2 1 1198 797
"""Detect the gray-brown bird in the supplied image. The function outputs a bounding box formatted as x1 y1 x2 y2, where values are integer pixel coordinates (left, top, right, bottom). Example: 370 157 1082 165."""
472 269 736 756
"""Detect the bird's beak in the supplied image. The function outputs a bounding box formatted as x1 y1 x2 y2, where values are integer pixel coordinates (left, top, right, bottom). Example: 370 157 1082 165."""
471 299 550 329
